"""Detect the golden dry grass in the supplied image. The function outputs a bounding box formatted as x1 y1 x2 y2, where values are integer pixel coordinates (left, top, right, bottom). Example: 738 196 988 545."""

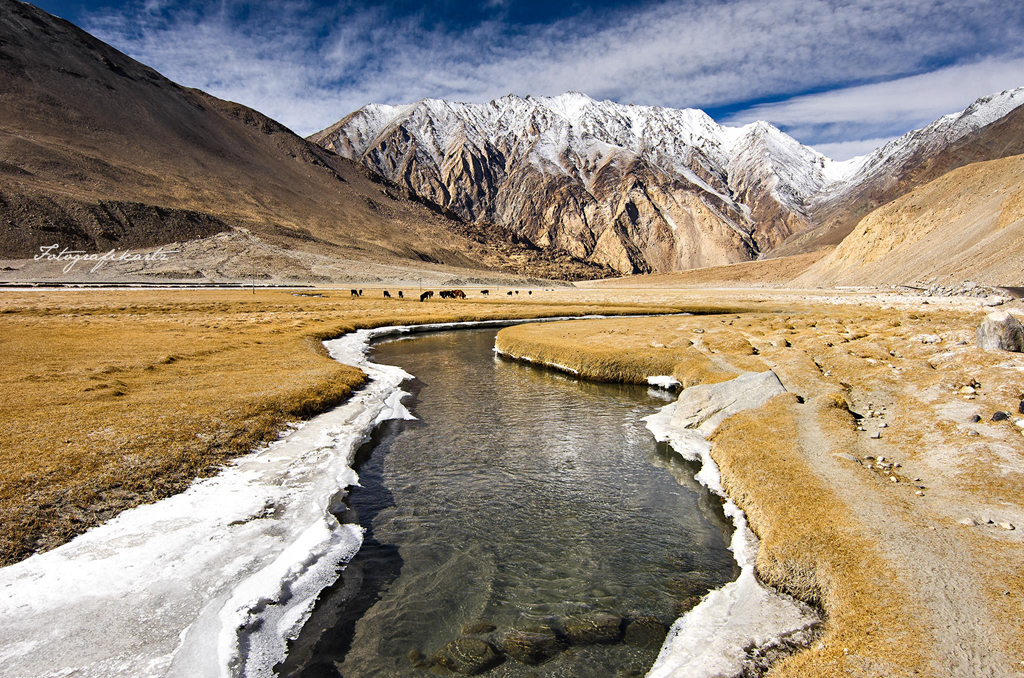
0 289 676 565
712 395 928 677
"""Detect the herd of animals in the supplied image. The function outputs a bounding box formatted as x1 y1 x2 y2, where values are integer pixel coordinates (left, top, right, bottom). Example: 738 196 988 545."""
349 289 534 301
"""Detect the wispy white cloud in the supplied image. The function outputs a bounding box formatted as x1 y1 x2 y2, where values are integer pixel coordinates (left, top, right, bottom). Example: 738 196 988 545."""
726 57 1024 157
82 0 1024 143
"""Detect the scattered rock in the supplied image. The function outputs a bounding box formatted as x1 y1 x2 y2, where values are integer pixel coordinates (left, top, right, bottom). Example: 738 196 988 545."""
890 476 898 483
960 386 977 395
916 491 924 496
834 452 859 462
920 334 942 344
564 612 623 645
992 411 1010 422
432 638 503 674
998 522 1016 531
1015 419 1024 429
692 328 705 334
970 414 982 423
623 616 669 648
870 432 881 439
960 518 979 526
879 422 888 428
983 296 1008 307
967 430 980 437
461 621 497 635
976 311 1024 352
500 630 563 665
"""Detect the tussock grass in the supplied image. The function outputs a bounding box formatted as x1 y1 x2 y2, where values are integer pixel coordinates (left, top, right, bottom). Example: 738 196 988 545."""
0 289 673 565
495 315 767 387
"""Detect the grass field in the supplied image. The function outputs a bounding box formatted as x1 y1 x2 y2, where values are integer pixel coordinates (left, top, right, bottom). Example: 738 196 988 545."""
0 288 676 565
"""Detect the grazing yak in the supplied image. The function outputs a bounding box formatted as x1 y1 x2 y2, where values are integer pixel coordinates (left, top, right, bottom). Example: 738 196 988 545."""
383 291 391 299
439 290 466 299
507 291 513 296
350 289 359 297
398 291 404 299
481 290 489 296
420 291 434 302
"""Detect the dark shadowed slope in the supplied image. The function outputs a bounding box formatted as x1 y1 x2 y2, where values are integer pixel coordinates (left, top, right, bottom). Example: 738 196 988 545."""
0 0 604 279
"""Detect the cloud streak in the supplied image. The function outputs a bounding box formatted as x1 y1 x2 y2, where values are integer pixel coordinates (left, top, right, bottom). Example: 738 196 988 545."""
83 0 1024 155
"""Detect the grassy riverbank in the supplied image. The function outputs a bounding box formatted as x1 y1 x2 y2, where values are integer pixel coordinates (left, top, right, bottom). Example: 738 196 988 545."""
0 288 675 566
496 300 1024 676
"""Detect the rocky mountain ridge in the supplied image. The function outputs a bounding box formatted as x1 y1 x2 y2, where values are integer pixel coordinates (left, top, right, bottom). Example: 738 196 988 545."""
313 89 1024 274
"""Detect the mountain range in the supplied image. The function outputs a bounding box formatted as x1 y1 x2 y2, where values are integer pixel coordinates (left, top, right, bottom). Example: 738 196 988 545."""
311 89 1024 275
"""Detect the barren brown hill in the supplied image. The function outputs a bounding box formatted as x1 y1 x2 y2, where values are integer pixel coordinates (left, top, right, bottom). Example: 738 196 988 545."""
798 154 1024 287
771 99 1024 260
0 0 602 279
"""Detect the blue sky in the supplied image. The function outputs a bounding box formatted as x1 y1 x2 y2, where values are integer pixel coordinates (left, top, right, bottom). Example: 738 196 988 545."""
37 0 1024 159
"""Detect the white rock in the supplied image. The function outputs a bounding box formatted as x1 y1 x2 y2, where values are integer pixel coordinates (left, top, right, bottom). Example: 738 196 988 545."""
670 370 786 436
976 311 1024 352
870 432 881 439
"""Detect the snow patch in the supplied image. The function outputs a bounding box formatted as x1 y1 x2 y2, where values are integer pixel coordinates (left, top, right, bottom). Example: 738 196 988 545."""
647 375 681 390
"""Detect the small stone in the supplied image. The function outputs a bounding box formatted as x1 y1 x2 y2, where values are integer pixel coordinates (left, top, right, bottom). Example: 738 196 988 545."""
967 430 980 437
914 477 921 482
998 522 1016 531
877 456 886 463
916 491 924 496
890 476 898 483
970 414 982 423
992 411 1010 422
870 432 881 439
461 622 497 635
1015 419 1024 428
563 612 623 645
693 328 705 334
879 422 888 428
960 518 979 526
960 386 977 395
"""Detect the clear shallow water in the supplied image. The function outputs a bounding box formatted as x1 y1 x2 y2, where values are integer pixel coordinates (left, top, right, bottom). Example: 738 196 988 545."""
280 328 738 678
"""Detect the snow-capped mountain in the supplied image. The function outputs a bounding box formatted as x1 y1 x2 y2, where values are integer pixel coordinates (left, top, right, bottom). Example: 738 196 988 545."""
311 89 1024 274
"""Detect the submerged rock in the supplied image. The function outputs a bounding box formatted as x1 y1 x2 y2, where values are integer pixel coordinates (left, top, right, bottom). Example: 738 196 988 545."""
408 649 432 669
432 638 502 674
460 621 497 635
500 630 564 664
976 311 1024 352
623 615 669 648
563 611 623 645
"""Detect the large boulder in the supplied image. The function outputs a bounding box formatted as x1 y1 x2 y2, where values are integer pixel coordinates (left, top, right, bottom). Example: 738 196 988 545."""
670 370 787 435
976 311 1024 352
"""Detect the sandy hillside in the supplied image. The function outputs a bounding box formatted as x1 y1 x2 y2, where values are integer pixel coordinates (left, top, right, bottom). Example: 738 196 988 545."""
798 154 1024 288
